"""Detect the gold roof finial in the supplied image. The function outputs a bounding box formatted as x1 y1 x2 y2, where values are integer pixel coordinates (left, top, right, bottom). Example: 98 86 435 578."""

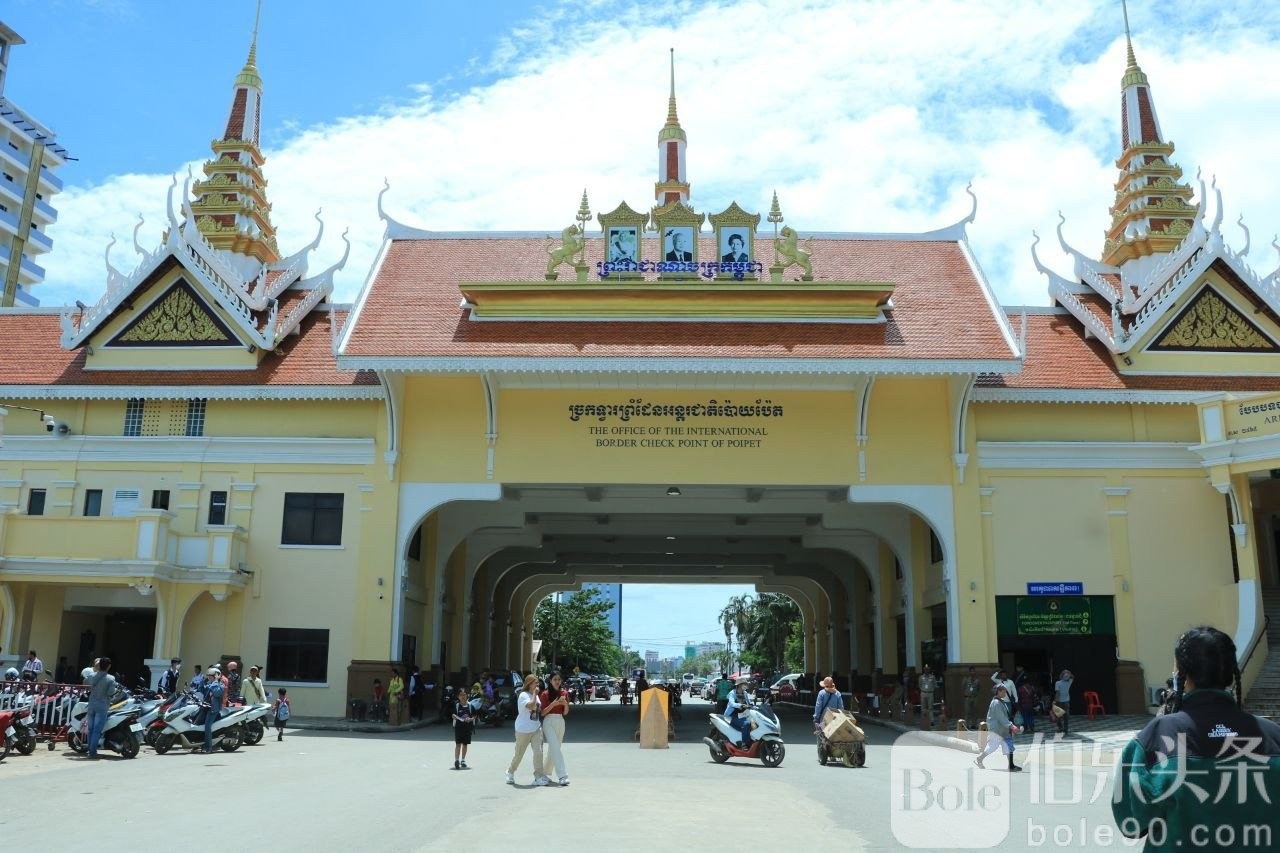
666 48 680 126
236 0 264 88
659 48 686 143
1120 0 1147 88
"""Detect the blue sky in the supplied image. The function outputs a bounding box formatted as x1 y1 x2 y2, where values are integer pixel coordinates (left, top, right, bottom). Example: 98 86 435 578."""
3 0 548 182
7 0 1280 647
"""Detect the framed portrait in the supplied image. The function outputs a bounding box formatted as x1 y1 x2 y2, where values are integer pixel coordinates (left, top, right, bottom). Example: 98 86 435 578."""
607 227 637 263
719 229 751 264
663 226 696 263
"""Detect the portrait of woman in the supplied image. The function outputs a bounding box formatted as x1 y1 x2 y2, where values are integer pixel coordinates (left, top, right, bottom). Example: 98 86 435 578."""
720 230 750 263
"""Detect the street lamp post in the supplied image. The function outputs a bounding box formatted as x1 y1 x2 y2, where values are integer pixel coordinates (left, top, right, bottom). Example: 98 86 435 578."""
551 591 562 673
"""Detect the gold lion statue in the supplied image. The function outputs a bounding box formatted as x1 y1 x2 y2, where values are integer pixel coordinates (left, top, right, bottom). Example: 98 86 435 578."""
773 225 813 279
546 224 585 278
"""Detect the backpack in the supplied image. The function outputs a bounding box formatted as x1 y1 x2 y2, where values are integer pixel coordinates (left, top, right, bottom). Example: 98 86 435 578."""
275 698 291 721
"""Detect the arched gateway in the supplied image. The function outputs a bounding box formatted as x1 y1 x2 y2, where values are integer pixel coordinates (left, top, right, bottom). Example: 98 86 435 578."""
3 18 1280 719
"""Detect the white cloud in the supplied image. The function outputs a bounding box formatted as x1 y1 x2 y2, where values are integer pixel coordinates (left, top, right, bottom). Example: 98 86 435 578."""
37 0 1280 310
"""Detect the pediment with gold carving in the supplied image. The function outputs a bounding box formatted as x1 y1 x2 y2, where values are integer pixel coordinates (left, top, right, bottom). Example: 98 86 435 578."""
1148 286 1278 353
107 279 240 347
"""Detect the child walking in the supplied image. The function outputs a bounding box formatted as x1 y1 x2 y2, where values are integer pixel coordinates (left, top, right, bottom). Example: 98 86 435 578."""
273 687 291 741
452 685 474 769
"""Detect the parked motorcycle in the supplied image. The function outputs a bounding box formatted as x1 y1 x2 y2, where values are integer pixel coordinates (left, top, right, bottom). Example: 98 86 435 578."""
67 698 144 759
152 698 251 754
702 700 785 767
467 696 503 727
0 707 37 759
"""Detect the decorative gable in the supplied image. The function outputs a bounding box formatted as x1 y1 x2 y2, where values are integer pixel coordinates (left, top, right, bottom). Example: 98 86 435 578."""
1149 287 1277 353
108 280 240 347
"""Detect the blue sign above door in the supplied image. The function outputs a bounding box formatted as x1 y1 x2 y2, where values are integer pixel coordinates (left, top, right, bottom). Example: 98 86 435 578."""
1026 582 1083 596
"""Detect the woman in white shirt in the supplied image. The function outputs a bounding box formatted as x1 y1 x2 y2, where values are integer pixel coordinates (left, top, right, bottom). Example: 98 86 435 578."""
505 674 549 786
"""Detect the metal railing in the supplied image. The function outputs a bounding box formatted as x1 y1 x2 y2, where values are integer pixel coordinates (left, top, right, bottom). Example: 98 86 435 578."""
1242 615 1273 677
0 680 90 746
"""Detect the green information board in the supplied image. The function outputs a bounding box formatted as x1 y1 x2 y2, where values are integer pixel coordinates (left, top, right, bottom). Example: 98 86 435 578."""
1015 596 1091 635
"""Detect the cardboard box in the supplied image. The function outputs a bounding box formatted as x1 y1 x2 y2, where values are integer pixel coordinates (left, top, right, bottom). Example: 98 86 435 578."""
821 708 864 743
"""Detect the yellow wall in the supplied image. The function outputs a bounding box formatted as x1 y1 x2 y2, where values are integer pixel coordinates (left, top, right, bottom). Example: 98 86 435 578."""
974 402 1198 444
986 476 1112 594
1125 477 1235 671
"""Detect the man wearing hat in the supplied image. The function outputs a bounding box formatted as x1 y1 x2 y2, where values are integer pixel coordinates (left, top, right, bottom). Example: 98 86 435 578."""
813 676 845 731
975 683 1022 772
241 665 268 705
159 658 182 697
724 678 755 747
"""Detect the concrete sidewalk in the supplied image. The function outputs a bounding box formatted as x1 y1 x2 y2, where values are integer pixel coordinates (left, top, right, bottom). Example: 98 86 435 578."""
285 714 441 734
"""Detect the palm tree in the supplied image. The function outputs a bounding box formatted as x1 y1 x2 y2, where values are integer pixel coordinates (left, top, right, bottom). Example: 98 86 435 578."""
719 594 754 673
747 593 801 672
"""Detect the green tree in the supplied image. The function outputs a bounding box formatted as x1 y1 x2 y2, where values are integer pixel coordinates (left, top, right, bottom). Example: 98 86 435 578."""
744 592 802 672
718 591 804 675
719 593 754 672
533 589 617 673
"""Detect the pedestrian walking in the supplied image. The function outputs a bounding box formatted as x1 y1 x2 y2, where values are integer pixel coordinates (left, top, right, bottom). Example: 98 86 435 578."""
1053 669 1073 735
505 674 548 786
388 669 406 726
1112 625 1280 849
961 666 981 728
974 683 1021 772
241 665 267 705
409 666 423 721
451 686 474 769
273 688 290 741
1017 681 1036 734
539 671 572 785
85 656 116 759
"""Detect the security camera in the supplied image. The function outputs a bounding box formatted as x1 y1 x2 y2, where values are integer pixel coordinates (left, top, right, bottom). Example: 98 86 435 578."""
41 414 56 432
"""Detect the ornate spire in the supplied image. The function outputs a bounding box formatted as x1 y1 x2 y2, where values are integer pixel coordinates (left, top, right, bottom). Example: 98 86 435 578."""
1101 0 1196 268
190 0 278 265
235 0 264 91
655 49 690 205
663 48 683 137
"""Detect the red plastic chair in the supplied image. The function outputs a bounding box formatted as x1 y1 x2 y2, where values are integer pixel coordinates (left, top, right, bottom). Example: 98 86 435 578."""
1083 690 1106 720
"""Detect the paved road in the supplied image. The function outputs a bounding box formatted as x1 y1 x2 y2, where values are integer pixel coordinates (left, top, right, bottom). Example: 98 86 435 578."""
0 695 1128 852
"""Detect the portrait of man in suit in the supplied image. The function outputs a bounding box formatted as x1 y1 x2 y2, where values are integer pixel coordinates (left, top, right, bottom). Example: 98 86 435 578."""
665 228 694 262
721 232 749 263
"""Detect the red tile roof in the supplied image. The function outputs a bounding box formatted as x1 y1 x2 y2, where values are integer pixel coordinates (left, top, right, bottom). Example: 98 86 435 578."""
980 311 1280 393
0 309 377 390
340 235 1020 364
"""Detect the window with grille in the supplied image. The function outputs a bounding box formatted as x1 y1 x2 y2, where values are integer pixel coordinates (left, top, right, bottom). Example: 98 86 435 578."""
281 493 344 546
84 489 102 517
185 399 207 436
123 399 210 436
266 628 329 683
208 491 228 526
123 399 145 436
27 488 46 516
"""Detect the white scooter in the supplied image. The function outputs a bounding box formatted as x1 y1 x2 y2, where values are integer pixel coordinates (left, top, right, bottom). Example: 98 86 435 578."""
152 698 252 754
229 700 275 745
702 699 786 767
67 697 145 758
